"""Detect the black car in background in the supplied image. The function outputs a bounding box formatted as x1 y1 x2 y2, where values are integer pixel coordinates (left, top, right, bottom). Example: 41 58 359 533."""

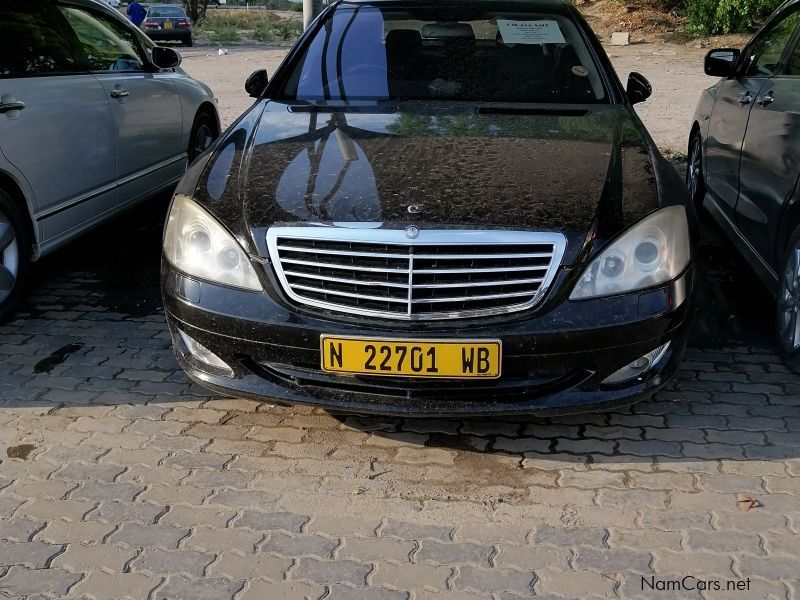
161 0 695 416
142 4 193 46
689 0 800 371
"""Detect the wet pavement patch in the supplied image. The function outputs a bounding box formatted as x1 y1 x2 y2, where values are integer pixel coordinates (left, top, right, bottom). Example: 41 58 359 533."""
33 343 84 374
6 444 36 460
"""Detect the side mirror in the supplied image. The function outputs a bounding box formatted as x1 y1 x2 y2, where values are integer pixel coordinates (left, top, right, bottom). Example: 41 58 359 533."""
152 46 181 70
704 48 740 77
245 69 269 98
626 71 652 105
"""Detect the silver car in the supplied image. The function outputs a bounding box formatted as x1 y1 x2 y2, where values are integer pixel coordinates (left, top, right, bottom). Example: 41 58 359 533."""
0 0 220 320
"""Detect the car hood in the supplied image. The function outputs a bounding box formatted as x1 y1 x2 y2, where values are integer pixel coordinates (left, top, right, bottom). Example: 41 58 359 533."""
193 101 664 266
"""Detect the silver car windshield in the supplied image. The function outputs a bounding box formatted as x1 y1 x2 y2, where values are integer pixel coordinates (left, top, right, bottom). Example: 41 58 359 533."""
278 5 608 103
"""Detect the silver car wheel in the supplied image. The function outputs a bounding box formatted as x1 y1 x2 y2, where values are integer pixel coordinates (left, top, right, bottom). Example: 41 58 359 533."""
688 137 701 199
0 207 19 305
779 246 800 351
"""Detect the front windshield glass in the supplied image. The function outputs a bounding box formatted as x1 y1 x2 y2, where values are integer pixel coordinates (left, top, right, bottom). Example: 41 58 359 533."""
278 4 607 103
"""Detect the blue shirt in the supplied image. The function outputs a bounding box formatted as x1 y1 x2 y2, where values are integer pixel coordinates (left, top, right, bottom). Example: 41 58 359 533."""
127 2 146 26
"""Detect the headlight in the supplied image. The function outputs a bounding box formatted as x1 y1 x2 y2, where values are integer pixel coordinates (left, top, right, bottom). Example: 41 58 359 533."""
163 194 262 291
570 205 690 300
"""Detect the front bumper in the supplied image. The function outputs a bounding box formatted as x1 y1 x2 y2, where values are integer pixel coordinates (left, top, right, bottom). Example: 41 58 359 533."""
162 264 694 417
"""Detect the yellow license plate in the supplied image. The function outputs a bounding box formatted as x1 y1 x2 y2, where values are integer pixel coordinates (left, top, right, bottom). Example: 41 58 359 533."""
164 21 173 29
320 336 501 379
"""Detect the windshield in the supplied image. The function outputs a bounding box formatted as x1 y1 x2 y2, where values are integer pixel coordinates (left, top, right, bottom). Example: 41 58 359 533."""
146 6 186 18
277 5 607 104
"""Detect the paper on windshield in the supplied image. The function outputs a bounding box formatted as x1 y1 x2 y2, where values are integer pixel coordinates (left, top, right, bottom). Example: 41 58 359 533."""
497 19 566 44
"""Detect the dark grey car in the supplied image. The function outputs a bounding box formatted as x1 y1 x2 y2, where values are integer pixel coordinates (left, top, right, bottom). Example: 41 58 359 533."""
0 0 220 320
689 0 800 370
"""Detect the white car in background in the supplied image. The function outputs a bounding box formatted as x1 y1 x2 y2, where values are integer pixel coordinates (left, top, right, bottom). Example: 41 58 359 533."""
0 0 220 320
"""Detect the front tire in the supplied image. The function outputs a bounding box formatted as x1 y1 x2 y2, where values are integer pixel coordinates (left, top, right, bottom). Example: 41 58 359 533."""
776 224 800 373
0 189 30 323
187 111 217 163
687 131 711 225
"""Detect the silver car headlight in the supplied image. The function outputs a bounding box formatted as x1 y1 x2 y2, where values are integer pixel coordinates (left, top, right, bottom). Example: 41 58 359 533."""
570 205 690 300
163 194 261 291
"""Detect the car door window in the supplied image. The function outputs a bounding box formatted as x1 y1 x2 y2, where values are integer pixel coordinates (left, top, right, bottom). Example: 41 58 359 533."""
0 4 79 77
744 9 800 76
59 6 146 72
784 36 800 75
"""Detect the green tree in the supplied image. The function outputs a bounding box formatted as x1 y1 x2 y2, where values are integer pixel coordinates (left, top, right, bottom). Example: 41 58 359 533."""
182 0 210 24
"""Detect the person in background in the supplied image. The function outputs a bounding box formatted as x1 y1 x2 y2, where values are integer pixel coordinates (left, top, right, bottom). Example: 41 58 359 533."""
126 0 146 27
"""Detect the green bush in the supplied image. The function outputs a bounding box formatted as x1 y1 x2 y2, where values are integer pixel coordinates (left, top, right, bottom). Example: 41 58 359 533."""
253 19 303 42
686 0 781 34
203 22 241 41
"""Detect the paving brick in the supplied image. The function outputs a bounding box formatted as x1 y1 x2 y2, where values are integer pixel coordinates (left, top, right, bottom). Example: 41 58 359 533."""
652 551 733 577
207 551 290 580
574 547 652 574
53 461 125 483
70 480 145 503
559 470 627 489
535 568 616 598
291 556 371 587
0 496 25 519
153 575 244 600
340 537 414 564
101 447 168 468
381 520 453 542
235 509 309 533
108 522 190 550
238 580 324 600
454 565 534 595
616 439 683 458
491 437 551 454
327 584 410 600
0 565 81 597
532 525 607 548
395 448 458 465
712 509 789 533
308 515 382 539
0 517 43 542
734 554 800 580
166 407 226 424
371 561 449 591
208 489 280 509
9 478 76 501
455 523 529 546
35 519 114 545
0 540 64 569
184 469 253 490
51 542 137 572
18 498 93 522
185 526 263 554
120 465 190 488
760 531 800 556
131 547 215 578
162 451 231 471
414 540 493 567
628 471 696 491
607 529 682 552
88 500 165 525
72 570 160 599
161 504 235 530
493 544 569 570
596 489 667 509
261 531 339 559
139 483 209 506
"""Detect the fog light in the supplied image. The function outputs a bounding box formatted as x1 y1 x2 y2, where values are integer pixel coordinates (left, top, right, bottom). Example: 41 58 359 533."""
177 329 233 376
602 341 670 384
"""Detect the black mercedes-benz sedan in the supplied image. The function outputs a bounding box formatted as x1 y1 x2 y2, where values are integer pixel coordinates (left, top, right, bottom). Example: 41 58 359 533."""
161 0 696 416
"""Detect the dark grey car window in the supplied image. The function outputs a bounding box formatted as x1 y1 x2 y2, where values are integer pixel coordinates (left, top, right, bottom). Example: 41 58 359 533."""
60 6 145 72
0 4 79 77
744 9 800 76
146 7 187 18
279 5 607 103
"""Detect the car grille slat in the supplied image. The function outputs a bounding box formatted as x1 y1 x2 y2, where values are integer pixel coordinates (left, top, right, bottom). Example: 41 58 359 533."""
267 228 566 321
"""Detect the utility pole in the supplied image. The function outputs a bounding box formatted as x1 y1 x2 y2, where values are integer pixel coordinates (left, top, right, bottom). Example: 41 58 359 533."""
303 0 323 29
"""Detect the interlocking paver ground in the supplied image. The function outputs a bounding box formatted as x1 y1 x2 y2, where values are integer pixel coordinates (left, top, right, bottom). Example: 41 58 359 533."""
1 52 800 600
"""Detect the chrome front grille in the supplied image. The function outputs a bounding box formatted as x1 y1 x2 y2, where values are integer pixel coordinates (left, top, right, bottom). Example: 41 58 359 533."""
266 227 566 320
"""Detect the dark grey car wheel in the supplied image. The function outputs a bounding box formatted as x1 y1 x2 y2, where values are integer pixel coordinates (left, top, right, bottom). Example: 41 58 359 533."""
0 189 30 322
687 132 710 224
777 225 800 372
188 113 216 163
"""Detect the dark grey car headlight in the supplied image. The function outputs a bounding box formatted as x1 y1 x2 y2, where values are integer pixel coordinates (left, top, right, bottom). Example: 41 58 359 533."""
571 205 690 300
163 194 262 291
